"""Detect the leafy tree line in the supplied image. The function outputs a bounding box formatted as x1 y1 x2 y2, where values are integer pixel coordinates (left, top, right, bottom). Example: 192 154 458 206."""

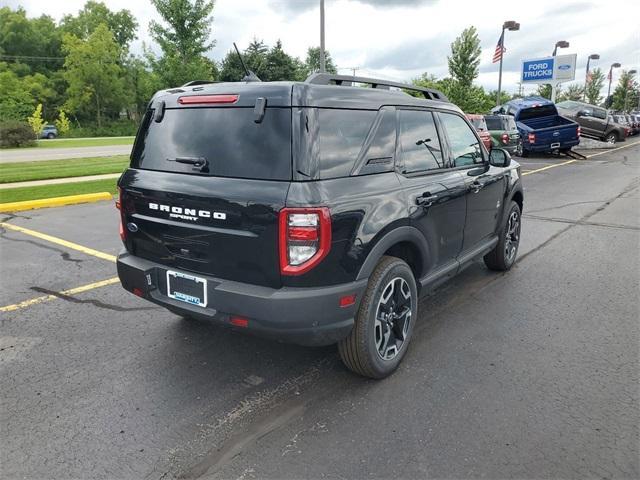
0 0 337 138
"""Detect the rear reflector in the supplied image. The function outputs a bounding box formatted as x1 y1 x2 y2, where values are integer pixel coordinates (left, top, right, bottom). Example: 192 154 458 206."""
178 94 238 105
339 294 357 308
230 316 249 328
132 287 144 297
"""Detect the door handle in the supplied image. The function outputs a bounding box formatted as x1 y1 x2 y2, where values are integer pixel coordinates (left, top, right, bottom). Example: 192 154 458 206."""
416 193 439 207
470 181 484 193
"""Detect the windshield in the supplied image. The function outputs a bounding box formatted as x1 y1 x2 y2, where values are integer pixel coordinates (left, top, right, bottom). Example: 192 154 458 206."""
131 107 292 180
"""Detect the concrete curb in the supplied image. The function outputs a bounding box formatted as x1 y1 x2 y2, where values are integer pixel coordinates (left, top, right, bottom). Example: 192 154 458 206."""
0 192 113 212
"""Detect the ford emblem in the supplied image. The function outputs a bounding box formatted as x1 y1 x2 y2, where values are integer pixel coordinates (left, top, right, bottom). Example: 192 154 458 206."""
558 64 571 70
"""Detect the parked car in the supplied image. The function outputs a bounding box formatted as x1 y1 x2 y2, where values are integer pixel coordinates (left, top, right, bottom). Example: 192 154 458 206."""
116 73 523 379
556 100 626 145
631 114 640 134
40 125 58 139
465 114 492 151
484 114 521 156
623 114 638 135
494 97 580 157
608 115 631 138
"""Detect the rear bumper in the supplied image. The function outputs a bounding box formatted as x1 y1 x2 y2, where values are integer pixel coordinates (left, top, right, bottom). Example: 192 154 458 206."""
117 251 367 346
525 138 580 152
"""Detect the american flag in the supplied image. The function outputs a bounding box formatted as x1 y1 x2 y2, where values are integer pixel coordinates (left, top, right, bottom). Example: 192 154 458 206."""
492 31 505 63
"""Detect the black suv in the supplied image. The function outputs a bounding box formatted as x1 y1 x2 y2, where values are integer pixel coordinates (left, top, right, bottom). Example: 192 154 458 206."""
117 74 523 378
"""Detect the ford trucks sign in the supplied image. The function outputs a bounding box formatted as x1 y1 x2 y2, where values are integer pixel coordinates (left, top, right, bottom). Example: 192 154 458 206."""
521 54 576 84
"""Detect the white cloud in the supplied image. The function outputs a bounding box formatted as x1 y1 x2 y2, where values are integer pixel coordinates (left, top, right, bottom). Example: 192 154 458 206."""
12 0 640 96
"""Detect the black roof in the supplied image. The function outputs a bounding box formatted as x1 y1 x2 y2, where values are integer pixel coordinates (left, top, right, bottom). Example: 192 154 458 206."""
150 74 459 113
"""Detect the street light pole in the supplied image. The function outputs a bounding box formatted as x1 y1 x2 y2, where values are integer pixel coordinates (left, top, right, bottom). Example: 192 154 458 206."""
550 40 569 102
607 62 621 107
583 53 599 102
496 20 519 106
319 0 326 73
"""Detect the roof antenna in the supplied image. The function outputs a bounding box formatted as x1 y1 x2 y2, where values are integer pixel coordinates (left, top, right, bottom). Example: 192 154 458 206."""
233 42 261 82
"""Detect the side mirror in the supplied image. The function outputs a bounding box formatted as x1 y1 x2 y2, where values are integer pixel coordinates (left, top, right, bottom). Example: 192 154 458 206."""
489 148 511 168
577 109 589 117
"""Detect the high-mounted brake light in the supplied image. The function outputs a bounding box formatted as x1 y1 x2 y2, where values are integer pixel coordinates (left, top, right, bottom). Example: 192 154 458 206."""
279 207 331 275
178 94 238 105
528 133 536 144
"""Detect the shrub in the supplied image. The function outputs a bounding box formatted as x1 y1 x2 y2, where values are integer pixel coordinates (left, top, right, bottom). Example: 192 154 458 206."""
0 121 37 148
67 119 138 138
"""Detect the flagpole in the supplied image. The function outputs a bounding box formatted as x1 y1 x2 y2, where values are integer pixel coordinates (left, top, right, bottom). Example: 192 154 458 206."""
496 21 519 107
496 27 505 106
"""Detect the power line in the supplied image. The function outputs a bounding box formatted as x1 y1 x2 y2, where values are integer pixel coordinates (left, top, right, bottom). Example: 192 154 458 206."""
0 54 65 62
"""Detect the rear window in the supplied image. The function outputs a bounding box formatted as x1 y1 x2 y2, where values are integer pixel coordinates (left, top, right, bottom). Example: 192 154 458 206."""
131 107 292 180
484 116 502 130
519 105 557 120
468 117 488 131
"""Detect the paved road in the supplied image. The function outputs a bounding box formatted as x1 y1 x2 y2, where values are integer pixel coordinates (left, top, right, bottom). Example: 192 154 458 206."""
0 144 131 163
0 143 638 479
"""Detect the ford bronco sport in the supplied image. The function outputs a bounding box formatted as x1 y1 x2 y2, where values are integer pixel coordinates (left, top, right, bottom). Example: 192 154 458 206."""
117 73 524 379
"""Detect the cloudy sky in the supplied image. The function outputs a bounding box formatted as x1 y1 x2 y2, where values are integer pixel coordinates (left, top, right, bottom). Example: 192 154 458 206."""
7 0 640 95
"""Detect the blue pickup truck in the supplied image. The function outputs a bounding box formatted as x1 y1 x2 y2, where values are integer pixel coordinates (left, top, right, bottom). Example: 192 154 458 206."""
495 96 580 157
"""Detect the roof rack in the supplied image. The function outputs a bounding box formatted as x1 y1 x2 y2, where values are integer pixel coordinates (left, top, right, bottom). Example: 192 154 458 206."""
305 73 449 102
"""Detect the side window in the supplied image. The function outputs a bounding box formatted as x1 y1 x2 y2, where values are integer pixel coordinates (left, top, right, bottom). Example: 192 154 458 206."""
398 109 444 173
318 109 376 179
439 112 483 167
593 107 606 120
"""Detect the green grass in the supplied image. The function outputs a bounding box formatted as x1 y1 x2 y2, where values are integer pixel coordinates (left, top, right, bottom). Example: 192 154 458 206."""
0 156 129 184
3 136 134 150
0 178 118 204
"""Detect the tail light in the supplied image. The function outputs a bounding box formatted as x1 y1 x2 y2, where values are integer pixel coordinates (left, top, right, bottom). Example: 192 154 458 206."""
528 133 536 144
279 207 331 275
117 187 126 243
501 133 509 144
577 126 581 137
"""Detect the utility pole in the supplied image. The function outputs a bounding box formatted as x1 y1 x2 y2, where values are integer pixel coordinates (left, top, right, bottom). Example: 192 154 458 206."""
319 0 326 73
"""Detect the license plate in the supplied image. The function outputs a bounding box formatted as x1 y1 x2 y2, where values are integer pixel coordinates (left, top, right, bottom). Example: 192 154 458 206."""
166 270 207 307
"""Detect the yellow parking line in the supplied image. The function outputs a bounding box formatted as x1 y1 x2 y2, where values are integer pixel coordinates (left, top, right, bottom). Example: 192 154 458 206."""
522 159 577 176
0 277 120 313
0 222 116 262
521 139 640 177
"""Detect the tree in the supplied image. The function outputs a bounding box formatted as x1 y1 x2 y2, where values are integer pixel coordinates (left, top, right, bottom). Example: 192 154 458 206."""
0 67 35 120
611 70 639 111
557 83 584 102
265 40 299 81
123 55 161 120
447 26 481 88
62 24 126 127
148 0 216 87
27 103 45 137
302 46 337 77
584 68 605 105
55 110 71 136
0 7 63 75
60 1 137 52
535 84 553 100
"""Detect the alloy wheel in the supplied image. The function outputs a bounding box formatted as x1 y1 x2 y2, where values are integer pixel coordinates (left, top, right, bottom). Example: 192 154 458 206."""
374 277 412 361
505 210 521 263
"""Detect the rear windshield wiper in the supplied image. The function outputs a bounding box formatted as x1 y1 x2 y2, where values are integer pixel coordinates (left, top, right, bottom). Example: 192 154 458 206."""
166 156 209 172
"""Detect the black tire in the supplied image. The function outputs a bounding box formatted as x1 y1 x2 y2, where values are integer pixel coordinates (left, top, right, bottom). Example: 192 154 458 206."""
521 149 530 158
604 132 617 145
47 133 55 139
338 255 418 379
484 201 521 271
514 140 523 157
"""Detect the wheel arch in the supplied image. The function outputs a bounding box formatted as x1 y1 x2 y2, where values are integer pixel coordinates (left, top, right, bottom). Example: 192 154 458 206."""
356 226 430 283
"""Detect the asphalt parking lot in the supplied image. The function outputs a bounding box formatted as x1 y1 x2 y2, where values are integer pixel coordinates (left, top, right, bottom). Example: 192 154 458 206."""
1 141 639 479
